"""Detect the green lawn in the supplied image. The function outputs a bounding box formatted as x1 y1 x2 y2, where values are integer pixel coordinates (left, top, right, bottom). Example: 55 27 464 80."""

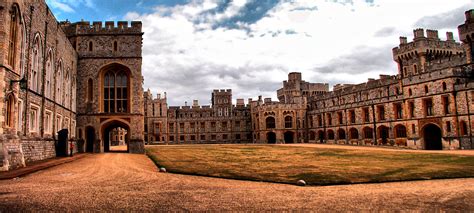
146 144 474 185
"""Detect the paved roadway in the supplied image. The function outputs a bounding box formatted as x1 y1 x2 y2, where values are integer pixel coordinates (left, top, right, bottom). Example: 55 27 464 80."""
0 151 473 211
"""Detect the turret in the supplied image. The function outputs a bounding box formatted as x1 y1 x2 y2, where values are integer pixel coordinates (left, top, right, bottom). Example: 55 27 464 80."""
458 9 474 63
392 28 463 77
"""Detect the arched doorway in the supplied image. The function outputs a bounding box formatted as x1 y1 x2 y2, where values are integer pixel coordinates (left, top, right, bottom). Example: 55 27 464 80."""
85 126 95 153
377 126 389 145
101 119 130 152
423 124 443 150
284 131 294 143
267 132 276 144
318 130 325 143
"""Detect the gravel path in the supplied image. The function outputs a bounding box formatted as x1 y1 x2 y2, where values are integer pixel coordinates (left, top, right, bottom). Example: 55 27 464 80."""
0 153 473 211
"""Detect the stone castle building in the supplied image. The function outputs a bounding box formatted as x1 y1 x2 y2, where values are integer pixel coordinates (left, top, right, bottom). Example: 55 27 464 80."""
0 0 145 171
1 0 474 171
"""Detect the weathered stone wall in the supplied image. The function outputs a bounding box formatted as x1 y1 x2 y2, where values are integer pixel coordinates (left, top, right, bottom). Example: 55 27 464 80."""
21 139 55 163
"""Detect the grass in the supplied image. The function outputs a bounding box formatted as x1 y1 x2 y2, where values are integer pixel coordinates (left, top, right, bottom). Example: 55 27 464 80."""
145 144 474 186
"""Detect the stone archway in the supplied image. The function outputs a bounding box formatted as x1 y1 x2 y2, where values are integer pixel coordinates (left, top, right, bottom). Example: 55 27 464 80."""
101 119 131 152
377 126 389 145
85 126 95 153
267 132 276 144
423 124 443 150
284 131 294 143
318 130 325 143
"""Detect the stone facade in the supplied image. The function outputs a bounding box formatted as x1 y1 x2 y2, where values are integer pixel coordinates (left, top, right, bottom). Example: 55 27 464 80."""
0 0 144 171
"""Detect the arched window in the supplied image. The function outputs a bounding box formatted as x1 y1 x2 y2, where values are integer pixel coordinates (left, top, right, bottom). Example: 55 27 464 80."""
394 125 407 138
87 78 93 103
31 35 42 92
5 95 14 128
113 41 118 52
363 127 373 139
71 77 76 111
89 41 93 51
284 116 292 128
460 121 468 136
45 50 53 98
408 89 412 96
265 117 275 129
424 85 428 94
103 70 128 113
64 69 70 107
56 61 63 104
338 129 346 139
327 130 335 140
349 128 358 139
8 5 20 69
442 82 447 91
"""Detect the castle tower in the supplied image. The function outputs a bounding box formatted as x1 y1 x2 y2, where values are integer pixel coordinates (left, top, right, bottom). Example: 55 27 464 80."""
212 89 232 117
62 21 145 153
458 9 474 63
392 28 463 77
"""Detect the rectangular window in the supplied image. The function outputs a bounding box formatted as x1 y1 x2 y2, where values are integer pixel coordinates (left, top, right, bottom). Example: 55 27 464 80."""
338 111 343 124
180 135 184 141
377 105 385 121
409 102 415 118
29 106 39 132
71 120 76 137
169 123 174 133
45 111 52 134
200 135 205 141
327 113 332 126
179 123 184 133
424 99 433 116
190 135 196 141
211 134 216 140
446 121 451 132
200 122 205 129
363 108 370 122
394 103 403 120
443 96 450 114
222 121 227 129
169 136 174 141
350 110 355 123
318 115 322 127
235 134 241 140
56 114 62 133
223 134 228 140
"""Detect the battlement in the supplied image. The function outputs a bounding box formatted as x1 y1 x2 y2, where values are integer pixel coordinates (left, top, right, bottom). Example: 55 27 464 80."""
60 21 143 36
458 10 474 42
212 89 232 94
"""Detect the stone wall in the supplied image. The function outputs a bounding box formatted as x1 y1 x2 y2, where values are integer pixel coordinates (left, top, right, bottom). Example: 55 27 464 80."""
21 139 55 163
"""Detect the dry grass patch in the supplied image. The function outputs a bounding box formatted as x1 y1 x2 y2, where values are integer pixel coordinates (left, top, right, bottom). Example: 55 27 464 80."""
146 144 474 185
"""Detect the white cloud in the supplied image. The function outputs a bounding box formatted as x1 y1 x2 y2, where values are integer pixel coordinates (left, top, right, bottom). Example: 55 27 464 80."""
125 0 474 105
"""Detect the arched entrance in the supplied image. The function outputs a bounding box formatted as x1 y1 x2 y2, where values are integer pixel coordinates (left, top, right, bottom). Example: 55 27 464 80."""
423 124 443 150
101 119 130 152
318 130 325 143
377 126 389 145
267 132 276 144
85 126 95 153
284 131 294 143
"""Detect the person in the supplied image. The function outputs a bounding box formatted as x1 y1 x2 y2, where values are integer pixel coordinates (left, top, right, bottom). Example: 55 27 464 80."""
70 142 74 157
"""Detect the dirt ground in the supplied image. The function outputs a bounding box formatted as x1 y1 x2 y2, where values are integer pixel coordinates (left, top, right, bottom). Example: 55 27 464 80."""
0 152 473 211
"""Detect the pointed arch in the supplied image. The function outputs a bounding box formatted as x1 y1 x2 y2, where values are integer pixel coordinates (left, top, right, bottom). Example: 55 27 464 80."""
5 93 16 128
31 33 42 92
56 60 63 104
45 48 54 98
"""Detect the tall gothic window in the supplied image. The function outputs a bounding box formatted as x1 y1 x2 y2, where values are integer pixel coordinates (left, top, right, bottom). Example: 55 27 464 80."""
8 6 19 69
31 35 42 92
56 61 63 104
284 116 292 128
45 50 53 98
65 70 70 107
5 95 14 128
266 117 275 129
104 70 128 113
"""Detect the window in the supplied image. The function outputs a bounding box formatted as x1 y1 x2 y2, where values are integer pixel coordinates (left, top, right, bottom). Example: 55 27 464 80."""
200 122 205 129
29 106 39 132
31 35 42 93
377 105 385 121
394 125 407 138
424 99 433 116
44 111 52 134
363 127 373 139
169 136 174 141
350 128 358 139
113 41 118 52
327 113 332 125
169 123 174 133
446 121 451 132
42 50 51 98
211 135 216 140
235 121 240 128
460 121 468 136
64 70 70 107
235 134 241 140
409 102 415 118
179 123 184 132
55 114 62 133
5 95 14 128
414 64 418 74
56 61 63 103
211 122 216 131
424 85 428 94
87 79 93 103
284 116 292 128
442 82 447 91
338 129 346 140
180 135 184 141
363 108 370 122
223 134 228 140
89 41 93 51
350 110 355 123
338 111 343 124
394 103 403 119
412 124 416 134
8 6 20 68
190 135 195 141
103 69 128 113
266 117 275 129
318 115 322 126
200 135 205 140
409 89 412 96
327 130 335 140
443 96 450 114
222 121 227 129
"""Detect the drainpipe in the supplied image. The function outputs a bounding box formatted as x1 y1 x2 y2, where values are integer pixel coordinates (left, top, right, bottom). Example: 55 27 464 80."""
23 6 34 135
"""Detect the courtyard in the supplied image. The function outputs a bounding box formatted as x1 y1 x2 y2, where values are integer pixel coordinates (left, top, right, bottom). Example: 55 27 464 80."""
1 145 473 211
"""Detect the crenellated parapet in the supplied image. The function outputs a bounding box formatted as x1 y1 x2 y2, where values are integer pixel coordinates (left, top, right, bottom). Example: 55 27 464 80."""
458 9 474 63
392 28 463 77
60 21 143 36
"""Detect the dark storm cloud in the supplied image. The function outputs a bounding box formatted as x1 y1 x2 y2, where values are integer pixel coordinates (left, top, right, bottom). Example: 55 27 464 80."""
414 4 471 29
314 45 394 75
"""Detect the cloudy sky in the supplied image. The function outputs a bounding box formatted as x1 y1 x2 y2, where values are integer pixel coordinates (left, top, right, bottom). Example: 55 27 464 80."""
46 0 474 106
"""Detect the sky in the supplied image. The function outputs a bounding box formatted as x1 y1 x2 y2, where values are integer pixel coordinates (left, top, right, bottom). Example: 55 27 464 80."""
46 0 474 106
